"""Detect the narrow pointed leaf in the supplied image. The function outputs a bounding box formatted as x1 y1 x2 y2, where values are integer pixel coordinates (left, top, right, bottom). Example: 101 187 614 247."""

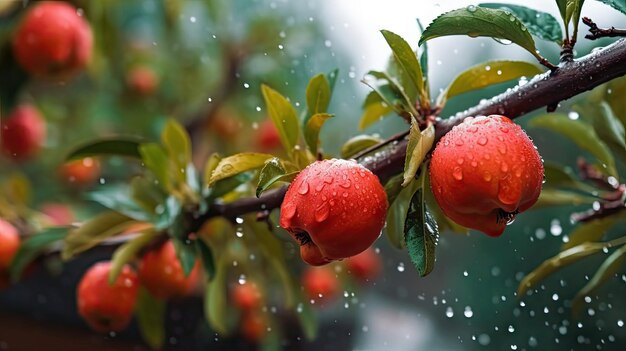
403 122 434 187
594 0 626 15
305 74 331 123
208 153 273 185
171 236 198 277
109 229 157 284
304 113 333 154
533 188 598 208
66 138 143 161
362 71 418 117
196 238 216 281
360 99 393 130
419 7 539 60
404 173 438 277
203 153 221 188
530 114 617 177
381 29 424 97
161 119 192 173
205 257 234 335
256 158 298 197
417 19 429 81
385 176 420 249
517 242 604 296
139 143 172 192
594 101 626 156
563 216 621 250
479 3 564 42
543 162 597 193
261 84 300 155
437 60 543 107
86 185 153 222
136 288 166 350
62 212 137 259
340 135 383 159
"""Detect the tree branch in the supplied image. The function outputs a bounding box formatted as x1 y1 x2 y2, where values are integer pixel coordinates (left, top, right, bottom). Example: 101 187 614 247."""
190 39 626 231
583 17 626 40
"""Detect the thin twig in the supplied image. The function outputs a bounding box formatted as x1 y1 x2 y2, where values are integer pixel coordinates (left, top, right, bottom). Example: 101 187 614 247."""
583 17 626 40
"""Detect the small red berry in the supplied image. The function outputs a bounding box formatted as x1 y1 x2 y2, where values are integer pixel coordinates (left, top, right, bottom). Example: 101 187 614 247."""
302 266 339 302
0 219 20 270
59 157 101 186
77 262 139 333
1 105 46 160
126 66 159 96
429 115 543 236
279 159 388 266
231 282 263 311
13 2 92 78
255 119 281 151
138 240 200 300
344 247 382 283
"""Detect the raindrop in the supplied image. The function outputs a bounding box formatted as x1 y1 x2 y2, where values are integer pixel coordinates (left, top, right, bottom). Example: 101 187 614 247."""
483 172 492 182
453 167 463 181
298 181 309 195
314 203 330 222
463 270 469 277
235 217 244 224
456 158 464 165
568 111 579 120
467 5 477 12
500 126 509 133
508 325 515 333
238 274 246 284
455 139 464 146
282 203 296 219
445 307 454 318
477 136 488 145
550 219 562 236
478 334 491 346
552 293 559 301
501 163 509 172
464 306 473 318
397 262 405 272
618 320 624 327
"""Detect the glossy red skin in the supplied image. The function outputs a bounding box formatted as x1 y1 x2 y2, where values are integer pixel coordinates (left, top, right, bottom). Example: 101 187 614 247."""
0 219 20 270
77 262 139 333
138 240 200 300
256 120 281 151
231 282 262 311
429 115 543 237
302 266 339 301
279 159 388 266
241 311 266 343
40 203 75 226
127 66 159 96
59 157 101 185
13 2 92 78
1 105 46 160
344 247 382 282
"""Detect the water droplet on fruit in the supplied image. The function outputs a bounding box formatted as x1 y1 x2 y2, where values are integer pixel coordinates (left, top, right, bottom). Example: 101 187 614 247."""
471 161 478 167
453 167 463 181
497 136 504 142
477 136 488 145
339 179 351 188
316 183 325 192
468 126 478 133
298 181 309 195
455 139 464 146
342 192 349 198
484 154 491 160
515 169 522 177
501 163 509 172
314 203 330 222
324 176 333 184
456 158 464 165
500 126 509 133
282 203 297 219
483 172 492 182
498 145 506 154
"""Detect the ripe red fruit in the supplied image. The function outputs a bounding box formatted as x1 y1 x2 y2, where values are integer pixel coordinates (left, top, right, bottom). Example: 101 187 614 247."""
344 247 382 282
40 203 75 226
1 105 46 160
429 115 543 237
279 159 388 266
0 219 20 270
241 311 267 343
13 2 92 78
59 157 101 186
231 282 263 311
138 240 200 300
77 262 139 333
126 66 159 96
302 266 339 302
255 119 281 151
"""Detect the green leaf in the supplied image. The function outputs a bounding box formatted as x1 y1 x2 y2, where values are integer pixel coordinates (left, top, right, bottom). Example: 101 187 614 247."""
362 71 418 117
261 84 300 155
543 162 597 194
171 236 198 277
196 238 216 280
533 188 598 208
326 69 339 92
304 113 333 155
86 185 153 222
479 3 564 42
139 143 172 192
568 0 586 39
404 172 438 277
9 227 68 282
437 60 543 107
340 134 383 159
419 6 540 61
402 122 435 187
593 102 626 159
593 0 626 15
109 229 157 284
359 93 394 130
161 119 192 183
556 0 569 26
563 216 621 250
66 138 143 161
305 74 331 122
517 241 605 297
136 288 166 350
130 176 167 220
385 176 420 249
62 212 137 259
208 152 273 185
572 243 626 316
208 172 255 200
203 153 221 189
530 114 617 177
417 19 429 82
205 256 233 335
256 158 298 198
381 29 425 100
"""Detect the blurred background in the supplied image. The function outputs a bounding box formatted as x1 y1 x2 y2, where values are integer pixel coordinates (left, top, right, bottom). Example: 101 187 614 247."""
1 0 626 350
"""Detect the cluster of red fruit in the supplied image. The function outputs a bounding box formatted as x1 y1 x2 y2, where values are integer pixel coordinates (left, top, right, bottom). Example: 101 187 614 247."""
76 240 200 332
